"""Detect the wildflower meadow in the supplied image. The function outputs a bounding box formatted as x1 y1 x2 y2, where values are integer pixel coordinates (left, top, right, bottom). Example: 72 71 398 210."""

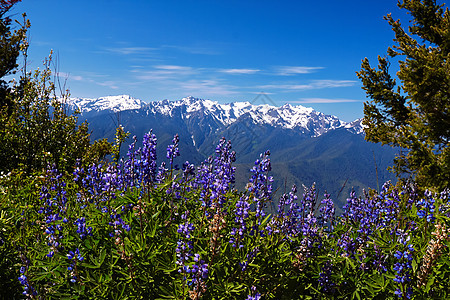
1 132 449 299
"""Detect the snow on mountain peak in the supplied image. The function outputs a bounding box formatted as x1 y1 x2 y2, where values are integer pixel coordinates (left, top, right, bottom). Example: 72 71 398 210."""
344 118 365 135
69 95 363 136
156 96 349 134
67 95 145 113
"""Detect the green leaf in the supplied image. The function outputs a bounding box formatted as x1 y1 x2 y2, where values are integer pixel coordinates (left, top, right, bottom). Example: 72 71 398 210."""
352 290 361 300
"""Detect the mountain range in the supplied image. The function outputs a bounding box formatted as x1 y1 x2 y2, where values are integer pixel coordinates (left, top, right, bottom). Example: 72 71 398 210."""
66 95 399 212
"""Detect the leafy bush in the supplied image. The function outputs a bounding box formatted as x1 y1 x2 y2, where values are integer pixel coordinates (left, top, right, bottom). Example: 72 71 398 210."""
0 4 111 176
1 132 449 299
0 53 103 175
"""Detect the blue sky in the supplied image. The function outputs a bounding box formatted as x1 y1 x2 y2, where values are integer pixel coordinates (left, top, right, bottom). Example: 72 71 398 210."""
12 0 410 121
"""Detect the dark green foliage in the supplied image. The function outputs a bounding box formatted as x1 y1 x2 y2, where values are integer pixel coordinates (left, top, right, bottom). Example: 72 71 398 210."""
0 0 25 113
0 59 92 174
0 59 93 174
0 171 41 299
357 0 449 191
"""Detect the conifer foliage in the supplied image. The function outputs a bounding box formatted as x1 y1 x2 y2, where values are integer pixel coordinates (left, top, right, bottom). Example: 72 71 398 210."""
0 0 24 112
357 0 449 191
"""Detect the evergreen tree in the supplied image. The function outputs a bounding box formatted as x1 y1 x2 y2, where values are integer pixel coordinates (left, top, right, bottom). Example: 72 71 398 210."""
357 0 449 191
0 0 25 113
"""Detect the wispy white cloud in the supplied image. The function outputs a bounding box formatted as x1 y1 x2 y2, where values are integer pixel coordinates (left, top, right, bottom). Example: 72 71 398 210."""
219 68 260 75
129 64 237 95
258 80 357 91
132 65 196 81
60 71 120 90
154 65 193 71
258 84 313 90
311 80 356 88
32 40 53 47
275 66 324 76
96 80 119 89
249 91 275 95
162 45 221 55
103 47 157 55
294 98 361 104
56 72 83 81
180 79 238 96
72 75 84 81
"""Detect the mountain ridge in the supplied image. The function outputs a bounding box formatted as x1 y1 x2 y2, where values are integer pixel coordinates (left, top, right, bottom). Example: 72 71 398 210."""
67 95 364 139
66 95 396 210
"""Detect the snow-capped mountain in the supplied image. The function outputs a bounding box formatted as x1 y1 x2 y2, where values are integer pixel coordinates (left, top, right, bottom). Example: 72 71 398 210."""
72 95 396 209
66 95 145 114
145 96 350 136
71 95 362 138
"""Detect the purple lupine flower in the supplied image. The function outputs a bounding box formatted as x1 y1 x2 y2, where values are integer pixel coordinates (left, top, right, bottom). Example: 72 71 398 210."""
67 248 84 261
176 211 195 274
177 221 195 239
378 183 402 231
182 161 195 182
247 150 273 233
182 253 209 299
392 241 414 299
439 188 450 217
77 162 121 210
101 164 121 198
188 253 209 285
246 286 261 300
74 217 93 239
319 193 335 230
73 159 84 183
239 247 259 272
156 161 167 183
230 195 251 248
416 190 436 223
246 293 261 300
166 134 180 171
212 138 236 200
402 181 418 208
280 185 302 238
18 255 37 297
78 163 123 212
394 287 413 299
18 273 37 297
301 184 317 216
81 163 104 202
108 210 131 238
372 245 388 273
67 248 84 283
39 165 68 258
141 130 158 186
318 261 335 294
193 158 215 209
191 137 237 262
343 189 365 223
193 138 236 210
121 131 159 191
337 233 357 258
283 185 323 252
